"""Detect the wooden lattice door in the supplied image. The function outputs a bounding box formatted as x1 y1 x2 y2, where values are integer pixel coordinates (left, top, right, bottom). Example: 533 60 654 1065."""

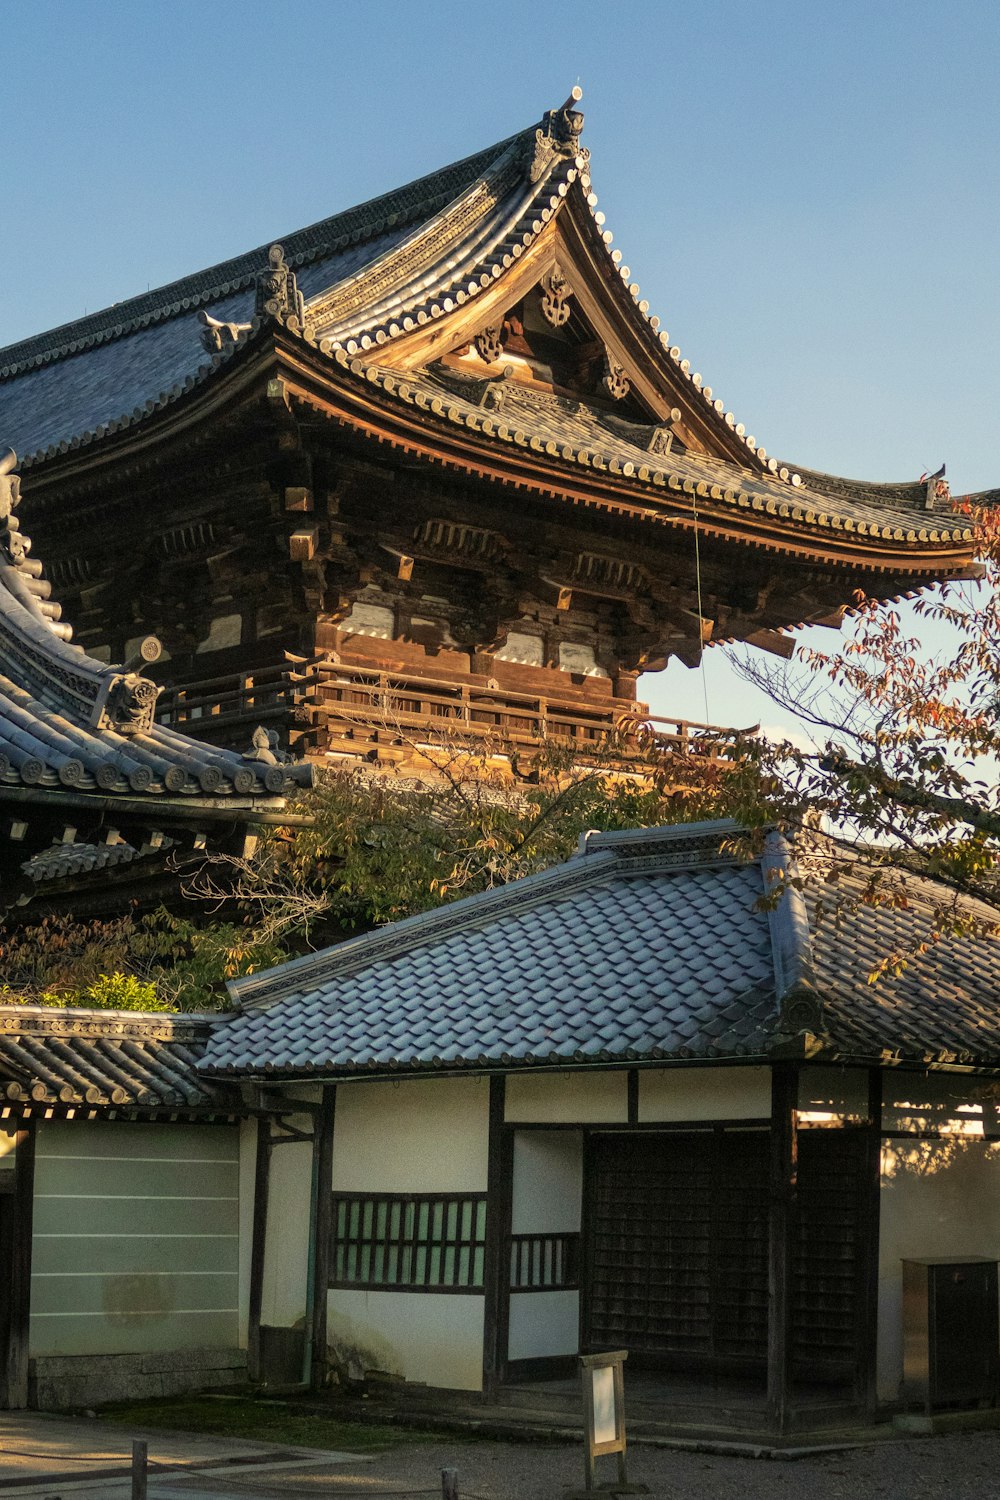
584 1127 867 1380
584 1130 770 1371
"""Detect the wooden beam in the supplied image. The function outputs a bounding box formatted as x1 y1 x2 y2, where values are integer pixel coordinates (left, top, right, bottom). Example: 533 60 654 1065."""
247 1118 271 1383
747 628 796 660
6 1123 36 1409
482 1076 512 1398
627 1069 639 1126
856 1069 883 1417
310 1085 336 1392
767 1063 798 1434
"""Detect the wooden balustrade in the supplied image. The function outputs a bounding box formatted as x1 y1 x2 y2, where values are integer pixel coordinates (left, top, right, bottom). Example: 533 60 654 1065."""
156 657 740 770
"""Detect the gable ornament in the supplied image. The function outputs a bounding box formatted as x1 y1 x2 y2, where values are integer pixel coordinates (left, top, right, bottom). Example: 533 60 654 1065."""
540 265 573 328
601 351 631 402
473 324 505 365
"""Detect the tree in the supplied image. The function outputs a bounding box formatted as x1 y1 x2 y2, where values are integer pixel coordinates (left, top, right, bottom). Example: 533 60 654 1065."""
690 494 1000 974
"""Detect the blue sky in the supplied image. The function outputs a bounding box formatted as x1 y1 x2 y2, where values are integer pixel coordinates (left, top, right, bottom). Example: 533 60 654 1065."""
5 0 998 732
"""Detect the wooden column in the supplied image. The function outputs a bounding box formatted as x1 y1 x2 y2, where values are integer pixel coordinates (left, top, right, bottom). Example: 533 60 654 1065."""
482 1075 512 1398
856 1068 883 1416
767 1064 798 1434
6 1123 36 1410
247 1118 271 1383
310 1085 336 1392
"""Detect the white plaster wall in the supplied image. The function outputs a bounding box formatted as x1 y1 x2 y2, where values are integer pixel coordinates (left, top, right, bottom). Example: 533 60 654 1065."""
639 1066 770 1122
237 1120 256 1348
877 1138 1000 1402
327 1290 484 1390
261 1114 313 1330
506 1071 626 1124
333 1078 490 1193
509 1130 582 1362
511 1131 582 1234
508 1291 579 1361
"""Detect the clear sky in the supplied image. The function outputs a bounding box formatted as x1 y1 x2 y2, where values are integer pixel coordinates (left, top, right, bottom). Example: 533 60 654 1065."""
4 0 998 733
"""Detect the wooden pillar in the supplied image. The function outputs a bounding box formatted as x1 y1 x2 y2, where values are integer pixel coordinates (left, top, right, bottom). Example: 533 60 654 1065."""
482 1075 512 1398
247 1118 271 1383
767 1063 798 1434
310 1085 336 1391
6 1123 36 1409
856 1068 883 1416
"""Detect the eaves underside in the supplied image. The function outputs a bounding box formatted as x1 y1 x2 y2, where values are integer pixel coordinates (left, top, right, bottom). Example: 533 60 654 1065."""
14 323 974 582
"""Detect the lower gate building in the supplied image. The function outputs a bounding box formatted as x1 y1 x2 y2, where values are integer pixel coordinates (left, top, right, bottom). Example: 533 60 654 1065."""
200 821 1000 1433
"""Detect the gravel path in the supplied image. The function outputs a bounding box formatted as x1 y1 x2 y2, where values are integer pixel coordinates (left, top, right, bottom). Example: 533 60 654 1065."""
159 1429 1000 1500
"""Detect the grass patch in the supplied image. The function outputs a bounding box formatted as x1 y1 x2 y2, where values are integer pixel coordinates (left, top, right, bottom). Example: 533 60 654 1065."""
98 1394 442 1453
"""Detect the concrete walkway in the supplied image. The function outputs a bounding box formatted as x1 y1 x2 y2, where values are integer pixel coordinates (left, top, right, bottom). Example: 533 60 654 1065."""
0 1411 363 1496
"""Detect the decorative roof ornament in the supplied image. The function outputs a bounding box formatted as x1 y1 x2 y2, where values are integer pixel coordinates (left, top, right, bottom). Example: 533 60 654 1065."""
473 324 505 365
601 351 631 402
255 244 306 328
528 86 586 184
91 635 163 737
540 265 573 328
198 310 252 355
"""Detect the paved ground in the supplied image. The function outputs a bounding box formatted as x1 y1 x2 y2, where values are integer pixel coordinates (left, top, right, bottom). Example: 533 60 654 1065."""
4 1415 1000 1498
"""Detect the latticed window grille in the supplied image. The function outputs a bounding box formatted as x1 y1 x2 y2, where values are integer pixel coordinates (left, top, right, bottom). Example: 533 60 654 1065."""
330 1193 487 1292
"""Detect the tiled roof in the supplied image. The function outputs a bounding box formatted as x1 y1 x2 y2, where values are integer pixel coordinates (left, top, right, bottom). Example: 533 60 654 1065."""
0 93 976 559
0 1007 236 1115
0 124 531 462
320 361 973 551
0 453 311 811
200 821 1000 1079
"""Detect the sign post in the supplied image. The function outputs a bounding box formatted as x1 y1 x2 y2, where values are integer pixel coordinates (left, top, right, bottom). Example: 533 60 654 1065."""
564 1350 648 1497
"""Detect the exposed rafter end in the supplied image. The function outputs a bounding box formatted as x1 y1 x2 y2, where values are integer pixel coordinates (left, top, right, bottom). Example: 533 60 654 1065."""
746 628 796 660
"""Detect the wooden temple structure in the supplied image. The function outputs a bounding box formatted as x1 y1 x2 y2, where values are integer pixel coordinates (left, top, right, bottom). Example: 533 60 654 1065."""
0 446 309 915
0 91 981 776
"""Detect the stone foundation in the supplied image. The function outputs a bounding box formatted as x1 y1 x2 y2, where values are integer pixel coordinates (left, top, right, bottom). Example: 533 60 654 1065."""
29 1347 247 1410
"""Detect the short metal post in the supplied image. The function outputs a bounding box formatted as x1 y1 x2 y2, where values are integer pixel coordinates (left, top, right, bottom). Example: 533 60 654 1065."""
131 1438 148 1500
442 1467 459 1500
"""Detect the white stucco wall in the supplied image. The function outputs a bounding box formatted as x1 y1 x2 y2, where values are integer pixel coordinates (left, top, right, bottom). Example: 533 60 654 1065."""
508 1130 582 1363
505 1071 626 1123
261 1114 313 1330
332 1077 490 1192
509 1291 579 1360
328 1076 490 1390
327 1290 484 1390
877 1137 1000 1401
511 1131 582 1234
237 1120 256 1348
638 1065 771 1122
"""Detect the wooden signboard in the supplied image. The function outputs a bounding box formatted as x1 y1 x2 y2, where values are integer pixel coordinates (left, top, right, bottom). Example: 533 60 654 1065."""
565 1350 647 1496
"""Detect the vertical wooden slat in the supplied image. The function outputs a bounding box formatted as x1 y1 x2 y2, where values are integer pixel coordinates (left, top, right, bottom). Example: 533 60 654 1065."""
310 1086 336 1391
247 1118 270 1383
6 1123 35 1409
627 1069 639 1126
768 1064 799 1434
482 1077 512 1397
857 1069 883 1415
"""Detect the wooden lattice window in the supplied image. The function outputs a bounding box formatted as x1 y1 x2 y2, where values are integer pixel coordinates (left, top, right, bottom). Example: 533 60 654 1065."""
509 1232 581 1291
330 1193 487 1292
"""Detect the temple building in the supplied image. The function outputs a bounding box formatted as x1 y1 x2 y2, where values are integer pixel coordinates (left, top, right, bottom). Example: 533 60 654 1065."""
0 91 981 773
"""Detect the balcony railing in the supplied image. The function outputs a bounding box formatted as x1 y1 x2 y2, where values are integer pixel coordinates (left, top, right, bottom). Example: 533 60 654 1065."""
156 657 740 771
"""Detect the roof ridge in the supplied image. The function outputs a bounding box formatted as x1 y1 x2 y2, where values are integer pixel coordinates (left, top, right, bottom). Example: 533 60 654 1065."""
0 125 534 381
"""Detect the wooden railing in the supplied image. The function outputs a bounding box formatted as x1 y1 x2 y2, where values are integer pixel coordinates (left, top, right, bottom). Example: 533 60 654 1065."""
156 657 741 770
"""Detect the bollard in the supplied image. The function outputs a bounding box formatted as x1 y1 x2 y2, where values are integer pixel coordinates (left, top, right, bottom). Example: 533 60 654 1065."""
131 1438 148 1500
441 1466 459 1500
